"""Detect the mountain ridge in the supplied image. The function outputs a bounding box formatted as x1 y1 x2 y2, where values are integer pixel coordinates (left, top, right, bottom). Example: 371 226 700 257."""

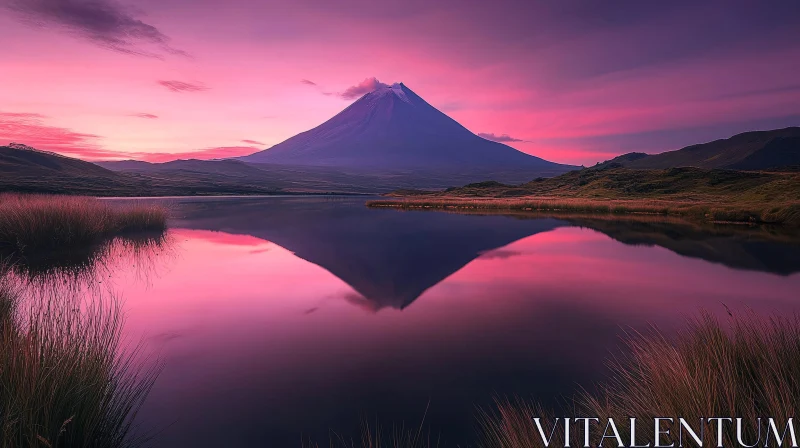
600 127 800 170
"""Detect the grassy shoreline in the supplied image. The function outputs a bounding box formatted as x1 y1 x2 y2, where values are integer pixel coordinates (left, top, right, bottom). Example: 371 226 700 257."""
367 167 800 226
367 196 800 225
0 194 168 256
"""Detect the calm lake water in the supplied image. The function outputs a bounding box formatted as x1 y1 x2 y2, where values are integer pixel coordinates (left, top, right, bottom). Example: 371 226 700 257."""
43 197 800 446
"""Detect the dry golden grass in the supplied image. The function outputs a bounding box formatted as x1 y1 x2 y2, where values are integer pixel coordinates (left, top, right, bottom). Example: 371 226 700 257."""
0 194 168 255
478 311 800 448
368 196 800 226
0 273 160 448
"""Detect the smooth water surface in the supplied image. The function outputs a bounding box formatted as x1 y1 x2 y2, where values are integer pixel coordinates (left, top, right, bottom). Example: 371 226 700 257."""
90 197 800 446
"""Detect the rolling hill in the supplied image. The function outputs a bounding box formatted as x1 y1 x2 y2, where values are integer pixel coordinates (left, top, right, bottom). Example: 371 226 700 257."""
0 145 283 196
602 127 800 170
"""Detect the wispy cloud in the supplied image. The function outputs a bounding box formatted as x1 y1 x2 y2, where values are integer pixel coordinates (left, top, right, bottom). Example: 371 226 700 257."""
0 111 102 156
1 111 261 162
340 77 388 100
132 112 158 119
300 79 317 86
477 132 525 143
157 80 208 93
241 139 265 145
4 0 186 58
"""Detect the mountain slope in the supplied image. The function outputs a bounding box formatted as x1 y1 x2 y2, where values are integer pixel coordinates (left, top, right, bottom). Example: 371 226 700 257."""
619 127 800 170
238 82 574 174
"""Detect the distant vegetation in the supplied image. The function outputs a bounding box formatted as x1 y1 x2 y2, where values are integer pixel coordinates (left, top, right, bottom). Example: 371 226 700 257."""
369 167 800 226
0 194 167 256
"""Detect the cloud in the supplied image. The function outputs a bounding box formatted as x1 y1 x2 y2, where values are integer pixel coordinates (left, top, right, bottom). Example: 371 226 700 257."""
132 113 158 119
0 111 102 156
157 80 208 93
4 0 186 58
340 77 388 100
477 132 525 143
241 139 265 145
1 112 260 162
300 79 317 86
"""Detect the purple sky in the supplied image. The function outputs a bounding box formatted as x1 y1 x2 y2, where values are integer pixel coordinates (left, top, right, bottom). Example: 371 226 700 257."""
1 0 799 164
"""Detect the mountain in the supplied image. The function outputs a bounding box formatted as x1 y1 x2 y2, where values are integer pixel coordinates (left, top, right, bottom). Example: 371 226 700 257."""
605 127 800 170
238 82 575 177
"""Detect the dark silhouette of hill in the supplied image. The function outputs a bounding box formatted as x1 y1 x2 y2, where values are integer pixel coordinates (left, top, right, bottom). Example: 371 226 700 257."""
0 145 281 196
603 127 800 170
0 144 129 195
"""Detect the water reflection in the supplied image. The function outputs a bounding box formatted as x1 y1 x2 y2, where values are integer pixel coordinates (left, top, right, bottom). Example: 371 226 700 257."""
168 197 800 312
9 197 797 447
103 197 799 447
0 233 170 447
564 216 800 275
170 197 566 310
1 232 175 295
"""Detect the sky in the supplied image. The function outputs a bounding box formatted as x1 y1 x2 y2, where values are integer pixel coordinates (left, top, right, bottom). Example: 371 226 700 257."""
1 0 799 166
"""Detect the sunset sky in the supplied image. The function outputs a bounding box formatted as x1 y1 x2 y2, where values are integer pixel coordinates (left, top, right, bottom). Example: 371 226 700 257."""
1 0 799 165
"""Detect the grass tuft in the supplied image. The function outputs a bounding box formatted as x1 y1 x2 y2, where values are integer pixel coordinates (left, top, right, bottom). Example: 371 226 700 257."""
0 194 168 255
0 274 160 448
478 310 800 447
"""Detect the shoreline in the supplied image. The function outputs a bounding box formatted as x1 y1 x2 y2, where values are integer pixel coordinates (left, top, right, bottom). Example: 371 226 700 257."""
366 197 800 226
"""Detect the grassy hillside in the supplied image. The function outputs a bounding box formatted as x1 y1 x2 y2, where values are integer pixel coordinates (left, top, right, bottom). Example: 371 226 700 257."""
369 166 800 226
600 127 800 170
0 146 289 196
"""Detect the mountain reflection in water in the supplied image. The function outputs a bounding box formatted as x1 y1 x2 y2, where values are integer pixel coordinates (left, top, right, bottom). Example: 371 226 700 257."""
40 196 798 447
167 196 800 311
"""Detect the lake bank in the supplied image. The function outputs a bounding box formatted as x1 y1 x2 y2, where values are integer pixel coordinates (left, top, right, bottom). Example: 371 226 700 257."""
367 167 800 226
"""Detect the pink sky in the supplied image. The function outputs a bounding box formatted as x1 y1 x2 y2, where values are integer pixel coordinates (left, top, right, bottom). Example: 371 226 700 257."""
1 0 799 165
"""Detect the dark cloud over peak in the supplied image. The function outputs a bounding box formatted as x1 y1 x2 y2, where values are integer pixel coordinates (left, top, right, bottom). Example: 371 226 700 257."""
241 139 265 146
132 113 158 119
4 0 186 57
300 79 317 86
477 132 524 143
158 80 208 93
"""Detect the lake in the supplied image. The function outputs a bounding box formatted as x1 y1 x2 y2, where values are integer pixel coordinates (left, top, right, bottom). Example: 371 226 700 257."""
27 197 800 446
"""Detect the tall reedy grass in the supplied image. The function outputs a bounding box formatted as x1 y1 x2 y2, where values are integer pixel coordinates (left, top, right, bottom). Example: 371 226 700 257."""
478 310 800 448
0 272 161 447
0 194 168 256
